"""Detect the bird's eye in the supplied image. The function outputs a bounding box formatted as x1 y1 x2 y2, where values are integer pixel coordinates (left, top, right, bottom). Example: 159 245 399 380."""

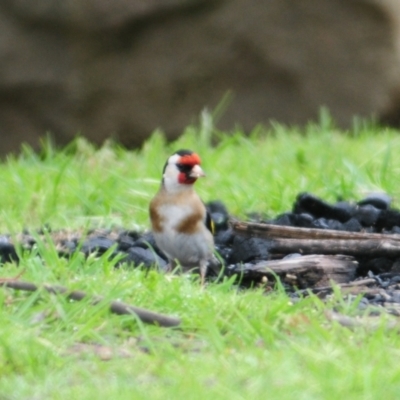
176 163 192 173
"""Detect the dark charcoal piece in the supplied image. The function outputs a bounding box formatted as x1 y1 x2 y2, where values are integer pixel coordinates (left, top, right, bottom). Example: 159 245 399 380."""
0 239 18 264
124 230 141 241
117 230 140 250
132 232 158 249
59 240 78 255
215 244 232 264
357 193 391 210
206 200 230 231
293 193 352 223
123 247 167 269
270 212 317 228
294 213 314 227
270 212 296 226
334 201 356 216
215 229 235 262
215 229 234 246
311 218 343 230
229 235 271 264
375 210 400 232
358 257 394 275
353 204 381 227
132 232 169 262
81 237 116 256
342 218 362 232
117 233 138 251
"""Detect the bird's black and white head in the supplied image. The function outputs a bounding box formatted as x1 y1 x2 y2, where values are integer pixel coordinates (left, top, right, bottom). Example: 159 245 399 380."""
162 149 205 192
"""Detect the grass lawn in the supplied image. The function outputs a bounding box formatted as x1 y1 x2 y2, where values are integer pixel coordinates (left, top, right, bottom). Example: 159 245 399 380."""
1 114 400 399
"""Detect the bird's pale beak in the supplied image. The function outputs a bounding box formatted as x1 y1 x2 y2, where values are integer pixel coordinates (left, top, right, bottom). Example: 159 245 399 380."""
189 164 205 178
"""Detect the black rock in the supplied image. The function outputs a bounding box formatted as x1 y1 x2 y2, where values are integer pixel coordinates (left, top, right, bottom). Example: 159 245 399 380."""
342 218 362 232
271 212 295 226
123 247 167 269
353 204 381 227
117 232 138 251
293 193 352 223
131 232 169 262
375 209 400 232
0 237 18 264
271 212 315 228
214 229 235 246
214 230 235 263
334 201 356 216
60 240 78 254
81 236 116 256
294 213 315 227
357 193 391 210
229 235 271 264
132 231 155 248
311 218 343 230
359 257 394 275
215 244 232 264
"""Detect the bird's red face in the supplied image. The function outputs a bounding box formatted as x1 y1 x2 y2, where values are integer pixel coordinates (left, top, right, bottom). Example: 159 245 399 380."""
162 150 205 190
176 153 204 185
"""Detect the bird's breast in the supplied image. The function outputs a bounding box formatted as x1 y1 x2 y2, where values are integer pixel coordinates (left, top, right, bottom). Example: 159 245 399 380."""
156 204 203 233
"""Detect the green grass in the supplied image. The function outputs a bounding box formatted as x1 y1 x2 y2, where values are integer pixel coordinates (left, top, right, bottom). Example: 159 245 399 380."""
1 115 400 399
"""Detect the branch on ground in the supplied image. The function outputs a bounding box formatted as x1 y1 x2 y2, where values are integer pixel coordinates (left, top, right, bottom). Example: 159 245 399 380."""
0 279 181 328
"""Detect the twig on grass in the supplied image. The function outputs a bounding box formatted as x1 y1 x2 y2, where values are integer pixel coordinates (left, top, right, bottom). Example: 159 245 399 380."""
0 280 181 328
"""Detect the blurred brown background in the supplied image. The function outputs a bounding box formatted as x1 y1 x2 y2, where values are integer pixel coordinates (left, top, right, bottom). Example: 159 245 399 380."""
1 0 400 155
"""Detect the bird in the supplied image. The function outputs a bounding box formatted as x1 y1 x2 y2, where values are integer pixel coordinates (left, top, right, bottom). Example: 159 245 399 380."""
149 149 215 285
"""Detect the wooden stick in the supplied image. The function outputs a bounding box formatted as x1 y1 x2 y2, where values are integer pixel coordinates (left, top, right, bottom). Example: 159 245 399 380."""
231 220 400 242
269 238 400 257
231 220 400 256
1 280 181 328
230 255 357 287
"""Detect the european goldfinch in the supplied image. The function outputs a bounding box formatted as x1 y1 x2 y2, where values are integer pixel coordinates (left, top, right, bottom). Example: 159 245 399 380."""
149 149 215 285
